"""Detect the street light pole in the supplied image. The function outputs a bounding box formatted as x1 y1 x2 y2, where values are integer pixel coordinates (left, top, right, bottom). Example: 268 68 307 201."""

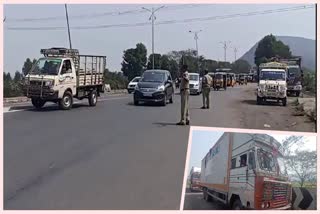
219 41 231 62
189 30 202 72
142 6 164 70
65 4 72 49
234 47 238 62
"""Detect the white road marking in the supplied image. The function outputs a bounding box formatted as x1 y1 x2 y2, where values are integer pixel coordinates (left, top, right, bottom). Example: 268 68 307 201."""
3 96 130 114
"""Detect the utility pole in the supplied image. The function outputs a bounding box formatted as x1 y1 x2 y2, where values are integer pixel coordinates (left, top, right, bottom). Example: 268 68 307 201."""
233 47 238 62
142 6 165 70
219 41 231 62
65 4 72 49
189 30 202 72
3 16 6 23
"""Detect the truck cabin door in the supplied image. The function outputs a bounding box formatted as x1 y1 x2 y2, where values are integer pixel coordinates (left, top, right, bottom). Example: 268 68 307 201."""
59 59 77 95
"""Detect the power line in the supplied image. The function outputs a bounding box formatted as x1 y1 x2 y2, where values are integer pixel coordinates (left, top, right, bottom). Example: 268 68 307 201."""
6 5 314 31
5 4 206 23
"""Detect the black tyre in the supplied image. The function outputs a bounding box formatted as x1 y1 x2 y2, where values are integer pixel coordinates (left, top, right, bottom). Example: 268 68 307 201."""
88 90 98 106
296 91 300 97
232 199 243 210
59 91 73 110
31 98 46 109
257 96 262 105
282 97 287 106
134 99 139 106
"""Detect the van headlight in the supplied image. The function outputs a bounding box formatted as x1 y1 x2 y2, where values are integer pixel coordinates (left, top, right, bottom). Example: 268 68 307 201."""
158 85 165 91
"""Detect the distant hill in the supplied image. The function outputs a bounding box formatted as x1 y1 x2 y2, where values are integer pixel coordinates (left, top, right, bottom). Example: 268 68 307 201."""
240 36 316 71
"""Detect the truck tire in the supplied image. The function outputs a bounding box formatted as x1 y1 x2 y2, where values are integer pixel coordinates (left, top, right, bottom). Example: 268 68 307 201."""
296 91 300 97
31 98 46 109
59 91 73 110
88 90 98 106
282 97 287 106
232 199 243 210
257 96 262 105
134 98 139 106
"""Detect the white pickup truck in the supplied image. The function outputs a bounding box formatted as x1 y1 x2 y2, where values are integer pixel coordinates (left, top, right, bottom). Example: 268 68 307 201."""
24 48 106 110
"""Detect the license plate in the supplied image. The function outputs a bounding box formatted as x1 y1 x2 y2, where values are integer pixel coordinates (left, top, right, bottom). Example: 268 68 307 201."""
143 92 153 97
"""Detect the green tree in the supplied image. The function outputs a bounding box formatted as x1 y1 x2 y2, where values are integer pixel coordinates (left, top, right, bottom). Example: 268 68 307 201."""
22 58 37 76
254 34 292 67
232 59 251 74
121 43 147 81
147 53 162 69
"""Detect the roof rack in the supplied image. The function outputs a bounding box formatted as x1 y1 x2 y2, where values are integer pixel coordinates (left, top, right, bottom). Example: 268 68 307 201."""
40 48 80 71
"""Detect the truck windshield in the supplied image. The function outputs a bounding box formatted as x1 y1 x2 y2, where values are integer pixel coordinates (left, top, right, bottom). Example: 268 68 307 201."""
257 149 276 172
189 75 199 81
261 71 285 81
31 58 62 75
192 173 200 179
215 74 223 79
141 72 165 83
288 67 301 77
277 156 287 176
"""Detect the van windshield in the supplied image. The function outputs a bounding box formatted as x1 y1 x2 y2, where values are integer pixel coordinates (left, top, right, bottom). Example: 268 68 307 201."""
31 58 62 75
261 70 286 81
215 74 223 79
141 72 165 83
189 75 199 81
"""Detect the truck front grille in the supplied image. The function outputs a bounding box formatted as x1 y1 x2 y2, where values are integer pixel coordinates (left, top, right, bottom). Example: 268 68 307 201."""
263 181 290 205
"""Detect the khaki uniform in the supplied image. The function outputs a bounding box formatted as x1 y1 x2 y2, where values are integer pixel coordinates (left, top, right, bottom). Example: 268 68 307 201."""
180 71 190 123
202 74 213 108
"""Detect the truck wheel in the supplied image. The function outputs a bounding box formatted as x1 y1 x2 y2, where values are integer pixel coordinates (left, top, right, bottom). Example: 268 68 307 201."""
59 91 73 110
257 96 262 105
88 90 98 106
296 92 300 97
134 98 139 106
31 98 46 109
282 97 287 106
232 199 243 210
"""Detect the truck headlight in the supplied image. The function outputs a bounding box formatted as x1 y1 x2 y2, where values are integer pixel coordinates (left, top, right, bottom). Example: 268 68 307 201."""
261 203 265 209
158 85 165 91
44 80 54 87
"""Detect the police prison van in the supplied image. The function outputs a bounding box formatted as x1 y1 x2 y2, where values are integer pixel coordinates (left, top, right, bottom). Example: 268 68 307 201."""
24 48 106 110
199 132 292 210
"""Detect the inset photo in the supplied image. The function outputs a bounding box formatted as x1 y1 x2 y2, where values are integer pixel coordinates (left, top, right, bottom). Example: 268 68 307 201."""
183 128 316 210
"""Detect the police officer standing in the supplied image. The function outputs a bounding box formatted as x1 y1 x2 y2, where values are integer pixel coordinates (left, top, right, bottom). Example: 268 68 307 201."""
177 65 190 126
201 69 213 109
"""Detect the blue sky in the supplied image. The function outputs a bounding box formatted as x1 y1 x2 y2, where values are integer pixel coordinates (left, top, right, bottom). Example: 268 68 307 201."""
4 4 316 74
187 130 316 173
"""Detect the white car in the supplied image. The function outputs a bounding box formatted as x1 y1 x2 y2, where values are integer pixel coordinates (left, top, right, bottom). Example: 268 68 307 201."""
189 73 202 95
127 76 141 94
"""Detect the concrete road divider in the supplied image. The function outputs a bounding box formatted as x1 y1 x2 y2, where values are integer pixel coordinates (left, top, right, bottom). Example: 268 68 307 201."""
292 187 316 210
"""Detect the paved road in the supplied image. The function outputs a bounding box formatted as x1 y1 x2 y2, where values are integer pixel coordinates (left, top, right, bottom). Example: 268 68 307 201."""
4 84 315 209
183 189 227 210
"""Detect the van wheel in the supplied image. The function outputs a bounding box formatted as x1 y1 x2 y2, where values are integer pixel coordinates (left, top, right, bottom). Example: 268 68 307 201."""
59 91 73 110
31 98 46 109
232 199 243 210
88 90 98 106
282 97 287 106
134 99 139 106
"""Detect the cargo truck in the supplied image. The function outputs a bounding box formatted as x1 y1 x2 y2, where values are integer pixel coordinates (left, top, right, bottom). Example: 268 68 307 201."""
199 132 291 210
279 57 303 97
189 167 201 192
256 62 287 106
24 48 106 110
